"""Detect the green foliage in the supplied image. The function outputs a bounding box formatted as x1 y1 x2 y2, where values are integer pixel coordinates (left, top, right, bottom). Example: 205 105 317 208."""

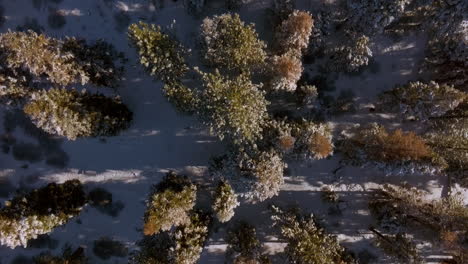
143 172 197 235
198 69 269 145
130 233 173 264
328 34 372 72
212 181 239 222
132 211 211 264
162 81 200 114
172 211 211 264
62 37 126 88
340 123 446 174
427 101 468 175
200 13 266 71
0 30 88 86
226 221 270 263
128 22 188 82
33 246 87 264
24 88 132 140
379 81 466 121
371 229 422 264
0 180 86 248
212 148 286 203
271 205 352 264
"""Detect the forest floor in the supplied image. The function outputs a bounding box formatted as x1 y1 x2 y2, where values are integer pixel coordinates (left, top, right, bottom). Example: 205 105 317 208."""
0 0 464 263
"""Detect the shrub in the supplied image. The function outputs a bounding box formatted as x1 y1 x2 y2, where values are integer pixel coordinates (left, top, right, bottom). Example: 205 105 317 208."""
128 22 188 82
34 246 87 264
379 81 466 121
340 123 445 175
24 88 132 140
269 53 303 92
200 13 266 71
212 181 239 223
62 37 126 88
143 172 197 235
328 34 372 72
198 70 269 145
0 180 86 248
275 10 314 55
226 221 270 263
271 205 352 264
0 31 88 86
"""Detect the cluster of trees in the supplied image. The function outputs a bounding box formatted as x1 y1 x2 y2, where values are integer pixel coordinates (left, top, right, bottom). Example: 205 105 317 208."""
127 9 332 212
369 184 468 263
0 180 86 248
0 31 132 140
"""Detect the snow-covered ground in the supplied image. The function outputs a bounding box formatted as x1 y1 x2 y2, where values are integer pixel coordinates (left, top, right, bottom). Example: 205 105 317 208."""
0 0 463 263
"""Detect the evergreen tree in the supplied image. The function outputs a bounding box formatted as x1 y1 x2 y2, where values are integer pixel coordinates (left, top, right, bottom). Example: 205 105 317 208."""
143 172 197 236
211 148 286 203
24 88 132 140
171 211 211 264
200 13 266 71
346 0 412 35
62 37 126 88
212 181 239 223
0 31 88 86
328 34 372 72
128 22 189 83
226 221 270 264
426 101 467 175
275 10 314 55
268 53 303 92
0 180 86 249
198 70 269 145
424 30 467 92
379 81 466 121
271 205 353 264
340 123 446 175
162 81 200 114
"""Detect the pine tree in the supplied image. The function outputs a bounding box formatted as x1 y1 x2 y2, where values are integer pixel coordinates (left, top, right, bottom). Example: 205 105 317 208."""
346 0 412 35
24 88 132 140
424 30 467 92
340 123 446 175
268 53 303 92
212 181 239 223
226 221 270 264
200 13 266 71
143 172 197 236
275 10 314 55
198 69 269 145
0 180 86 249
426 101 467 175
0 31 88 86
128 22 188 83
379 81 466 121
62 37 126 88
328 34 372 72
171 211 211 264
271 205 353 264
